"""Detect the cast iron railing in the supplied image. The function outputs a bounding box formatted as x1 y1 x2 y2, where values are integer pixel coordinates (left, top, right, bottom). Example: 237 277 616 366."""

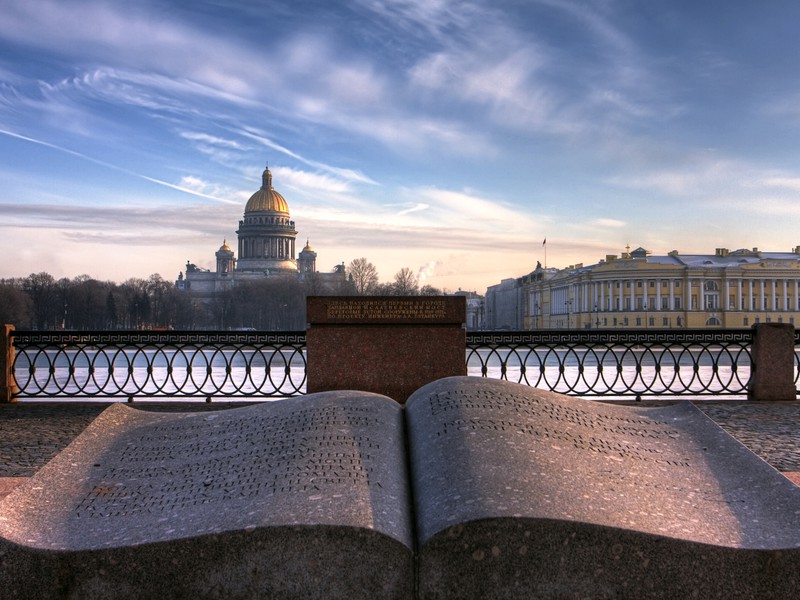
8 328 764 400
466 329 754 398
10 331 307 400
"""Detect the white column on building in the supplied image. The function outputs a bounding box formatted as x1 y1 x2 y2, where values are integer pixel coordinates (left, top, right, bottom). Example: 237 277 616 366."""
770 279 776 312
643 279 649 311
584 282 590 313
737 279 742 311
749 279 754 311
796 279 800 311
699 279 704 311
599 281 605 312
656 280 662 311
783 279 789 311
759 279 765 312
629 279 634 311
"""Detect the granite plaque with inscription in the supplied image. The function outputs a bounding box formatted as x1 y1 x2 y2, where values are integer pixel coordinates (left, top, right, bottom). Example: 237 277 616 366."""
407 377 800 599
3 377 800 599
306 296 466 403
0 393 413 599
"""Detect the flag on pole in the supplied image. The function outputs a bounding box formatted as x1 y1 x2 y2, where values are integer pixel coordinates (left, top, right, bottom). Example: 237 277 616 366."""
542 238 546 246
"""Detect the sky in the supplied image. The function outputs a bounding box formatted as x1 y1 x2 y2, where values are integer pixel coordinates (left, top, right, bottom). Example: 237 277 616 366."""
2 0 800 293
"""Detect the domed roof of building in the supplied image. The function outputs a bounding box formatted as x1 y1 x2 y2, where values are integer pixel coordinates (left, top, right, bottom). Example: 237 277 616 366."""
244 165 289 214
301 240 315 253
218 239 233 253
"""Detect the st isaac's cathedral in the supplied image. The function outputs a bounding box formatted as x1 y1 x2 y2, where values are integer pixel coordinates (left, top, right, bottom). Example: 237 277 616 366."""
176 164 345 296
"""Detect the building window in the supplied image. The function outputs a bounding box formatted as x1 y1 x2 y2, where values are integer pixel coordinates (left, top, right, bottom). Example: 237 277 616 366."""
637 281 643 288
662 297 669 309
675 297 682 310
744 317 749 326
675 281 681 288
662 317 669 326
649 317 655 326
636 317 642 326
649 280 655 288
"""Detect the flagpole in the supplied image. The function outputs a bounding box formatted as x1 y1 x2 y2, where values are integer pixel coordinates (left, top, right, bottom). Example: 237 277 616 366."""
543 237 547 269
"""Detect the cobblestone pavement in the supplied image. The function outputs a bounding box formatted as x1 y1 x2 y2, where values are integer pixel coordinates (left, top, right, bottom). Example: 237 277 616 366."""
1 400 798 478
0 402 246 478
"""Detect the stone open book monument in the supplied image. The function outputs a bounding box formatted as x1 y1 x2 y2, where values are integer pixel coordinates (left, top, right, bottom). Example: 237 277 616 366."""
2 377 800 598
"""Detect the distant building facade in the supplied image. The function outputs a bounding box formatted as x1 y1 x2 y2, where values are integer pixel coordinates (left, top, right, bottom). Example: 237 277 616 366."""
452 290 485 330
485 246 800 330
176 164 346 297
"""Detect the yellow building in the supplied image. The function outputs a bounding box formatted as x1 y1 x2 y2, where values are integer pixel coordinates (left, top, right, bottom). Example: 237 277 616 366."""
513 246 800 330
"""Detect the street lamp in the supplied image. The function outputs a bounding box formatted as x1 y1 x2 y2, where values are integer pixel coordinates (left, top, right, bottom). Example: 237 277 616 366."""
565 299 572 329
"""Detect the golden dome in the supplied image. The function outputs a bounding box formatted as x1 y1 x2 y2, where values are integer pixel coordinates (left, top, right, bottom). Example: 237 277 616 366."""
302 240 314 253
218 239 232 253
244 165 289 214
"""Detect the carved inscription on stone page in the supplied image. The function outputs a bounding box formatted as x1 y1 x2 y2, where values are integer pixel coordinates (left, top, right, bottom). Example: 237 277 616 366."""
426 389 689 467
74 405 386 518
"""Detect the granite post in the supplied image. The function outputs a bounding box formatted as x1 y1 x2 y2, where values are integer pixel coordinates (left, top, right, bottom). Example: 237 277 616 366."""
1 324 16 403
748 322 797 401
306 296 466 403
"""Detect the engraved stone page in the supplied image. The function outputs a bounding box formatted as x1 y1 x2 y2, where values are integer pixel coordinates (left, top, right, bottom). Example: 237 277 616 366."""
1 392 412 550
0 392 414 599
406 376 800 600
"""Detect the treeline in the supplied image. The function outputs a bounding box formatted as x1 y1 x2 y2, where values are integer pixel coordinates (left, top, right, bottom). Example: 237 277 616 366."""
0 259 443 331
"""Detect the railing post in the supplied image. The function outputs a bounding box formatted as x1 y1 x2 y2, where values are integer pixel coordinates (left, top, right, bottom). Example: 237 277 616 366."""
747 323 797 401
1 324 17 403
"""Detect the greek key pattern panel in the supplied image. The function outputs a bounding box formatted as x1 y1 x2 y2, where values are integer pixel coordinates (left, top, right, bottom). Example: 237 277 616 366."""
11 330 307 346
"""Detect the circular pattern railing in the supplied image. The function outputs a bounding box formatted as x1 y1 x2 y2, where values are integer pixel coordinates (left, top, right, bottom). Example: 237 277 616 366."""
11 331 306 399
10 329 763 400
466 330 754 398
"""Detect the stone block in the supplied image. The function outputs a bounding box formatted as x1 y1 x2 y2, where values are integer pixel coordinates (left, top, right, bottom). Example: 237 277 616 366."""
748 322 797 400
5 377 800 598
306 296 466 403
407 377 800 599
0 394 414 599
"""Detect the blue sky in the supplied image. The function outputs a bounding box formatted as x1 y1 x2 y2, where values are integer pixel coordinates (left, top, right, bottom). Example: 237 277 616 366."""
2 0 800 292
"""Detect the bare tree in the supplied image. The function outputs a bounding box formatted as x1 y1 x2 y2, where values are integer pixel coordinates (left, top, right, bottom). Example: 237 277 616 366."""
23 272 58 329
420 284 443 296
0 282 32 327
347 257 379 295
393 267 419 295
